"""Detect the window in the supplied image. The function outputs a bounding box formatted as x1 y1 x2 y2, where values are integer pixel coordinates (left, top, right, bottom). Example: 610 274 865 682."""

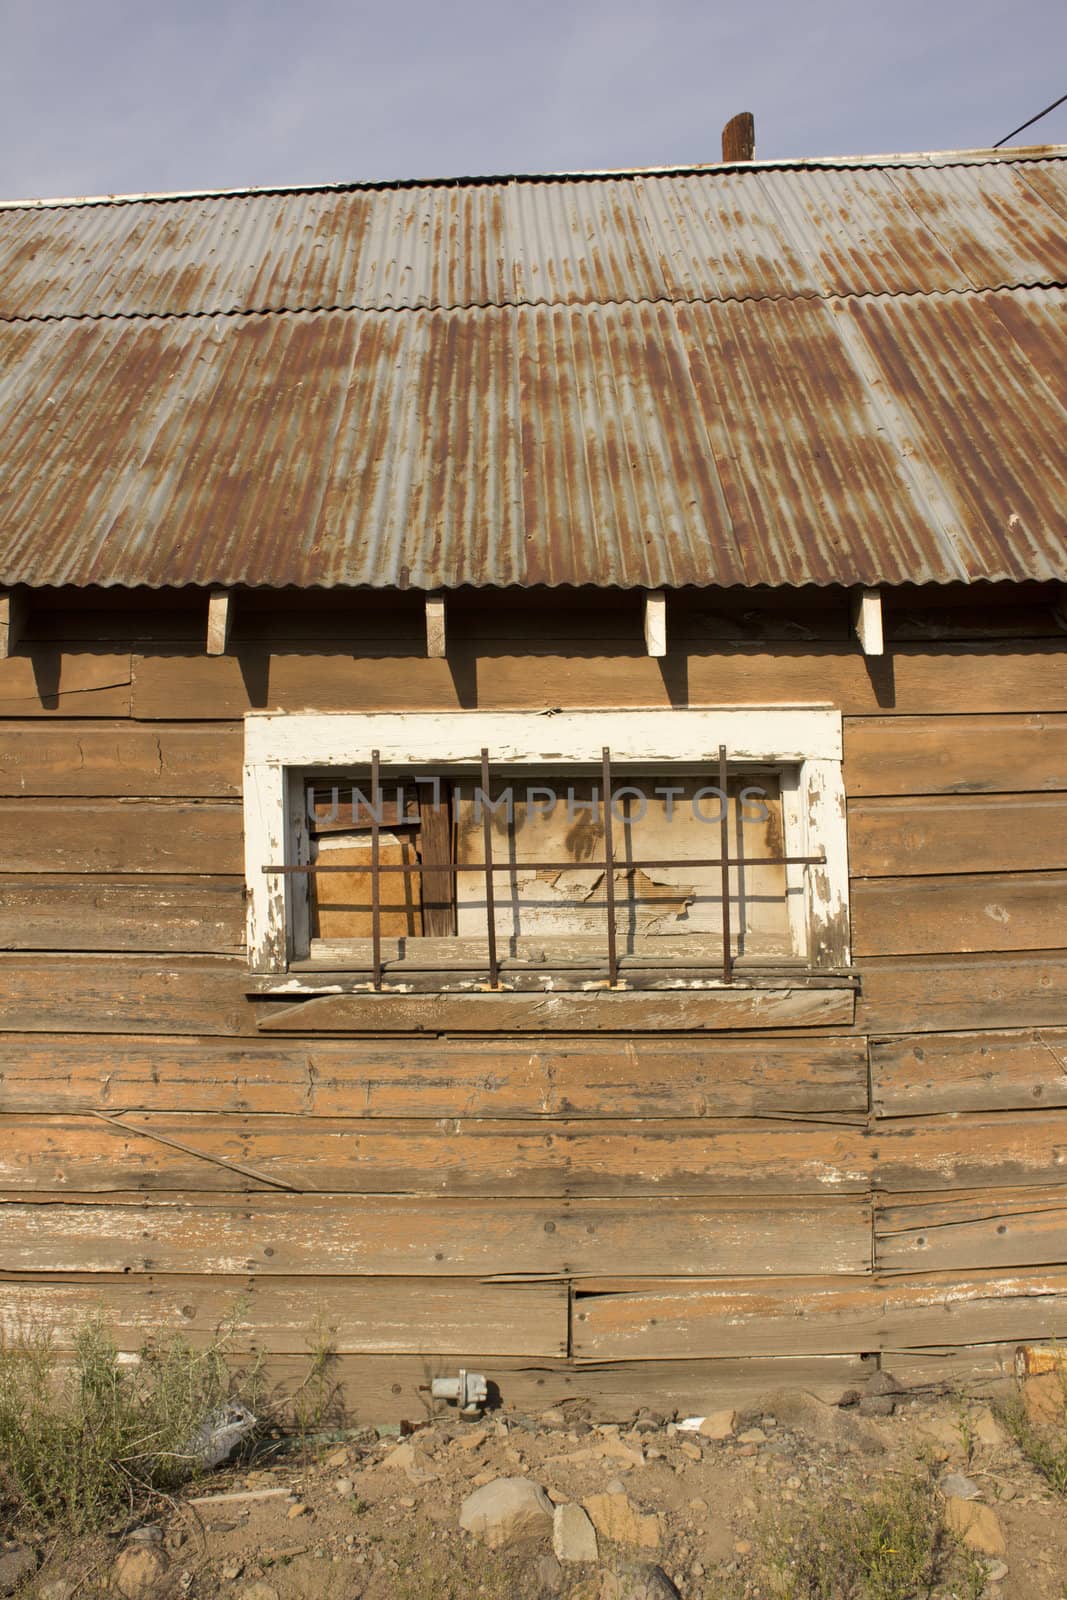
244 709 849 989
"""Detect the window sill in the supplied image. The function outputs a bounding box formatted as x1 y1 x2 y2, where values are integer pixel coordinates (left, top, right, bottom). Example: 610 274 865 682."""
249 973 858 1033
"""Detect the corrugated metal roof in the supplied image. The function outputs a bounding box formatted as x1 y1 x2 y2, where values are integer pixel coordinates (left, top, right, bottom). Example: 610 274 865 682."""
0 152 1064 321
0 149 1065 590
1 286 1064 589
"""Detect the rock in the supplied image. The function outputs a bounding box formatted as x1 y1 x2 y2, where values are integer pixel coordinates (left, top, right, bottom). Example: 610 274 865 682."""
944 1498 1007 1557
598 1562 681 1599
734 1539 753 1556
632 1411 662 1434
221 1560 244 1581
381 1439 436 1483
242 1586 280 1600
325 1446 349 1468
0 1548 35 1596
941 1472 981 1500
583 1492 661 1550
126 1526 163 1547
334 1477 355 1496
698 1409 736 1440
985 1559 1009 1582
916 1416 966 1454
535 1552 565 1593
858 1396 896 1417
972 1408 1008 1448
459 1477 554 1550
737 1427 766 1444
758 1388 885 1454
678 1440 702 1461
113 1545 168 1598
1023 1373 1066 1428
547 1436 644 1471
456 1426 489 1452
866 1369 903 1396
287 1501 308 1519
554 1502 599 1563
38 1582 75 1600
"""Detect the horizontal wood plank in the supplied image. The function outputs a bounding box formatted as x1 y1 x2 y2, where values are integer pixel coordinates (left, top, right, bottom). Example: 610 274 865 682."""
259 1352 875 1421
849 794 1067 877
0 876 244 953
872 1028 1067 1117
0 1033 869 1117
844 714 1067 798
876 1189 1067 1274
856 952 1067 1034
852 872 1067 956
0 653 131 717
256 987 856 1034
572 1268 1067 1360
131 642 1067 720
0 1274 568 1356
0 956 257 1035
0 799 242 874
0 1193 872 1277
871 1111 1067 1194
0 1115 872 1196
0 721 242 797
882 1345 1014 1384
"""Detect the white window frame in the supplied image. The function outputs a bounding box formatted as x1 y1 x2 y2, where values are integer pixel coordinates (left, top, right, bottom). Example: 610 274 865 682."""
243 707 850 977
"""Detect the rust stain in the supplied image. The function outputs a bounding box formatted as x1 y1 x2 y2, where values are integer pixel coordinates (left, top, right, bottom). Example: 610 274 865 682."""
0 154 1064 589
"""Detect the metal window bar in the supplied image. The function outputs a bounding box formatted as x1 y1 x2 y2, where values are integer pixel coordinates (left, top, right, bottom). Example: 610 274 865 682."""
270 747 826 987
370 748 382 990
718 743 732 984
602 746 618 985
480 747 500 989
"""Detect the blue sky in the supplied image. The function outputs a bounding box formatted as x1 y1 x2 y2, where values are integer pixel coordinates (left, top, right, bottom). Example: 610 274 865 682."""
1 0 1065 199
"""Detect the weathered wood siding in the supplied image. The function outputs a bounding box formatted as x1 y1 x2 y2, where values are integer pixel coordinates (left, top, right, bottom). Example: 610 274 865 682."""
1 584 1064 1416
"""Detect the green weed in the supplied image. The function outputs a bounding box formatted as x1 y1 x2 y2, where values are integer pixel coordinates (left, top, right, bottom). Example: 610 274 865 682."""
758 1467 985 1600
0 1316 244 1537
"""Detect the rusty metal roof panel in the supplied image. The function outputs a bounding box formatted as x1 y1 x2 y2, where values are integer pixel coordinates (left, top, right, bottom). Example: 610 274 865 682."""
2 284 1065 589
1 152 1065 323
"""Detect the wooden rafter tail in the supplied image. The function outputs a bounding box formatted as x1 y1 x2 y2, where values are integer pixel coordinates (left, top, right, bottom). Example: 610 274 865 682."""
644 589 667 657
207 587 233 655
851 586 884 656
425 593 447 658
0 587 26 659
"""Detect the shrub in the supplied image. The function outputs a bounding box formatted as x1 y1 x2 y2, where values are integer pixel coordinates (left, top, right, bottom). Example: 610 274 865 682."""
759 1467 984 1600
0 1317 239 1536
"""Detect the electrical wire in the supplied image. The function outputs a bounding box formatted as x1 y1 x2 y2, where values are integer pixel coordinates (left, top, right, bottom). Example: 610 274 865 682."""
993 89 1067 148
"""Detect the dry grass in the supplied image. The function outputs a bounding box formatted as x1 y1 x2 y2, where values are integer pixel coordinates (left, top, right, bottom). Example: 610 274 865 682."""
997 1379 1067 1496
746 1467 985 1600
0 1317 248 1538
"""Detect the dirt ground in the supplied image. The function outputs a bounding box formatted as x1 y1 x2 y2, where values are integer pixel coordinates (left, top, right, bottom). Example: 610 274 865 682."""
11 1373 1067 1600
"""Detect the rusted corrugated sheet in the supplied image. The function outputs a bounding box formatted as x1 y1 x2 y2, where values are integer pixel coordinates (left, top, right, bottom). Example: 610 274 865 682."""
0 153 1064 322
1 286 1064 589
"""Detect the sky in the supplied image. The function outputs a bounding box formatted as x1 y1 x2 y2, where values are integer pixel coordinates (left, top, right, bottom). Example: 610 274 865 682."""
0 0 1065 200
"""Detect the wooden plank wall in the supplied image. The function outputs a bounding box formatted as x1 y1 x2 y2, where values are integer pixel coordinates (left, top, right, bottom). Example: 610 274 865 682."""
1 582 1066 1416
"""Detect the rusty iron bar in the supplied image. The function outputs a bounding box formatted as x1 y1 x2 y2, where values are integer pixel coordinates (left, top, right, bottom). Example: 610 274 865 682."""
480 747 500 989
265 853 826 875
370 749 382 990
718 744 733 984
602 746 618 986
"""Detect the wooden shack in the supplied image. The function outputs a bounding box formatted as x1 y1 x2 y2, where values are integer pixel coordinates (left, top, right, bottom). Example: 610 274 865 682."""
1 141 1067 1416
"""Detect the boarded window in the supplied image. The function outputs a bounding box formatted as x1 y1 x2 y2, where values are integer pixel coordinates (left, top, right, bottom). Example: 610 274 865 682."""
303 766 797 966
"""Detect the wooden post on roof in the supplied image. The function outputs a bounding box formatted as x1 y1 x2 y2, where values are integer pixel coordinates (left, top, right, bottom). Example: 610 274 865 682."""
206 588 233 655
644 590 667 657
0 588 26 659
425 594 447 658
722 113 755 162
852 586 884 656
